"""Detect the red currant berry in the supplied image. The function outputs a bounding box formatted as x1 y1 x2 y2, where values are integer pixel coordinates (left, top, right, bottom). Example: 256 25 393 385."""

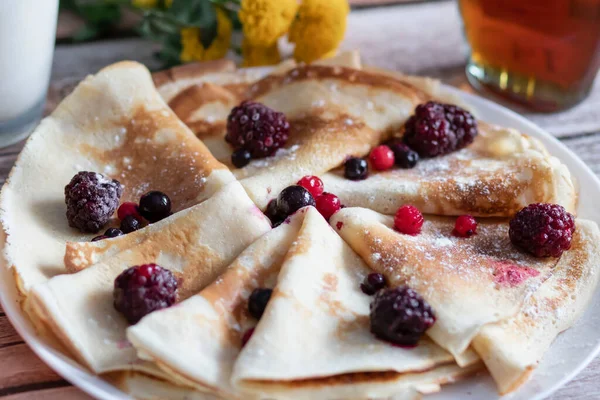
369 145 395 171
315 192 341 220
117 202 142 221
241 327 255 347
394 205 424 235
297 175 324 198
453 215 477 238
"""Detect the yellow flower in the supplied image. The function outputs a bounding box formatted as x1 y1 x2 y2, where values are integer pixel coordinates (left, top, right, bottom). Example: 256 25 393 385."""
132 0 157 7
289 0 350 63
239 0 298 46
180 8 232 63
242 39 281 67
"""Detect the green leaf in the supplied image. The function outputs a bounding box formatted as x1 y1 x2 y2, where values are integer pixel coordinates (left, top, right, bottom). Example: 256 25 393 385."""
197 2 218 48
168 0 218 47
73 1 121 25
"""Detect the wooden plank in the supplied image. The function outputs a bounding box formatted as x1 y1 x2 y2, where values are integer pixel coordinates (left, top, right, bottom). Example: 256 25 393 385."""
0 141 24 186
0 316 23 347
0 344 63 391
0 386 91 400
51 38 161 82
562 133 600 177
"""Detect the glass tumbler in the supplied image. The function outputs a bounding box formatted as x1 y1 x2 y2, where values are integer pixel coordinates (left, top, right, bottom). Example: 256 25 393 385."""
459 0 600 112
0 0 58 147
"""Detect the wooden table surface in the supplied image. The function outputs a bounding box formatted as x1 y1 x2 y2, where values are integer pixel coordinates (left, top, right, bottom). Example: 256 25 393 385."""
2 2 600 399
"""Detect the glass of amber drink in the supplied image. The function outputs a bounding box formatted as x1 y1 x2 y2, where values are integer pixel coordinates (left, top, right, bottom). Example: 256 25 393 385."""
458 0 600 112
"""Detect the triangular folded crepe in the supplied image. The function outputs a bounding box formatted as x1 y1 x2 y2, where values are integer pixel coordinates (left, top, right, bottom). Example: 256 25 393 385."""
0 61 234 294
27 182 270 374
235 65 452 210
329 207 559 362
472 219 600 394
231 208 481 399
157 52 363 164
126 210 305 397
153 59 269 161
323 123 576 216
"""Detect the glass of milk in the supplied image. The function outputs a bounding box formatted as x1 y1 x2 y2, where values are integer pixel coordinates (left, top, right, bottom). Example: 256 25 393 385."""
0 0 59 148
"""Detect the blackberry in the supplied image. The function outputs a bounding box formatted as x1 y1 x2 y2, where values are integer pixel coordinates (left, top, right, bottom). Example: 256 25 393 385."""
65 171 123 233
113 264 178 324
226 101 289 158
509 203 575 258
370 286 436 346
444 104 478 149
403 102 457 157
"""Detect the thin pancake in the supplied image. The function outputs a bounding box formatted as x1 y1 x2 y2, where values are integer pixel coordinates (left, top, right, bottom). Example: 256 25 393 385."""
472 219 600 394
28 182 270 374
323 123 576 216
127 212 305 398
329 208 558 362
235 65 441 210
157 52 363 163
232 208 480 399
0 61 234 294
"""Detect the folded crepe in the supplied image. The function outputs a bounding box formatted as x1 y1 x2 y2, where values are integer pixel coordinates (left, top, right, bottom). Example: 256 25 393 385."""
161 54 575 218
0 61 234 294
472 219 600 394
322 123 576 216
153 59 268 161
27 182 271 374
156 52 364 164
329 207 560 362
231 208 481 400
126 210 305 398
235 64 459 210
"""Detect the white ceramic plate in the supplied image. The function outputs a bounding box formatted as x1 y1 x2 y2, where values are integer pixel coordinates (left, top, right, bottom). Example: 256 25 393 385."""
1 84 599 400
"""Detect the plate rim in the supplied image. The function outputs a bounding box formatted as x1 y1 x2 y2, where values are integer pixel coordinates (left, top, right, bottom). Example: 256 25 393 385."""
1 82 599 400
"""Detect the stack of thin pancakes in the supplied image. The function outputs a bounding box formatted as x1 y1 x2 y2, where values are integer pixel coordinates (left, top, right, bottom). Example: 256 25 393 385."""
1 51 598 400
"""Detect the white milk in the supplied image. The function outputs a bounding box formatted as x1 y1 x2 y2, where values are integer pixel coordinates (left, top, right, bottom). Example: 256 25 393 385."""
0 0 58 120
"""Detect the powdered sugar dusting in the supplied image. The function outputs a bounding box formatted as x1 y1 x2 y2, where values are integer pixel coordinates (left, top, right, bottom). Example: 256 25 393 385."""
353 216 557 324
247 144 300 169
